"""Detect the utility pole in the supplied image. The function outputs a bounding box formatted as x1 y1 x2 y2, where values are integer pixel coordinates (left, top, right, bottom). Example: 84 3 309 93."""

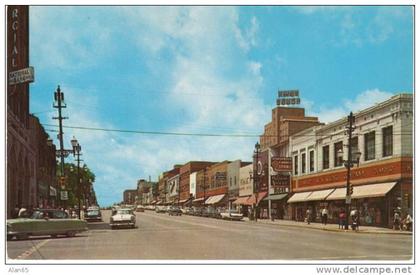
53 85 67 177
344 112 355 230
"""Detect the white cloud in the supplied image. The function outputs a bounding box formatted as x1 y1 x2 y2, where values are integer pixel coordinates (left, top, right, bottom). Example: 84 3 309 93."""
306 88 394 123
40 7 269 206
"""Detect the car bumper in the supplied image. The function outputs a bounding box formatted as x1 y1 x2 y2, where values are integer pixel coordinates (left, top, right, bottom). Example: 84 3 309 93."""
110 222 135 227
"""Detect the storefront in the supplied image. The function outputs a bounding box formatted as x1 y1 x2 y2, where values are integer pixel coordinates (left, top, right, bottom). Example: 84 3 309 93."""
262 193 289 219
288 181 401 227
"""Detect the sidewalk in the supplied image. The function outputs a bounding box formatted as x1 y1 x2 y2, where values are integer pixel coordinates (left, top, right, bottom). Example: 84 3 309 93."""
244 217 412 235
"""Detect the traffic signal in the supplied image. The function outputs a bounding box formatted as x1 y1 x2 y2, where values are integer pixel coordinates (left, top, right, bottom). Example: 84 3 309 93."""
349 185 354 195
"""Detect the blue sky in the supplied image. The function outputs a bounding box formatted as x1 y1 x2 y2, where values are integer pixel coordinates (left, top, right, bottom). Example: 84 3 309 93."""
28 6 413 206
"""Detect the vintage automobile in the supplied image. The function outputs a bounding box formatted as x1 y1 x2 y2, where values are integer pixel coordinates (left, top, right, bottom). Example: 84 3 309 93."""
84 207 102 222
110 208 136 229
136 205 145 212
155 205 166 213
220 209 244 221
167 206 182 216
7 209 88 241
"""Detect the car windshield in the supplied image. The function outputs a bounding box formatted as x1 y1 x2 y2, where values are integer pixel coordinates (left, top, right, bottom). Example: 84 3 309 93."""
116 209 131 215
30 210 69 219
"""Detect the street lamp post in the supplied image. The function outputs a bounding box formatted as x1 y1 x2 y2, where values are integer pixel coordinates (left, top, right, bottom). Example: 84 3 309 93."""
250 142 262 222
71 137 82 219
337 112 362 230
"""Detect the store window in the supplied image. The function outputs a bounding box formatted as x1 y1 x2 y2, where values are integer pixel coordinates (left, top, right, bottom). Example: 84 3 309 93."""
294 155 298 175
322 145 330 169
382 126 393 157
301 153 306 174
334 141 343 167
309 150 315 172
364 131 376 161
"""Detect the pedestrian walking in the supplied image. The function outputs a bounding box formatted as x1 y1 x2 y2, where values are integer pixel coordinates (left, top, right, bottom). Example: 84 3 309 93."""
338 209 346 229
393 210 402 230
305 208 311 224
321 207 328 225
350 209 359 231
403 213 413 231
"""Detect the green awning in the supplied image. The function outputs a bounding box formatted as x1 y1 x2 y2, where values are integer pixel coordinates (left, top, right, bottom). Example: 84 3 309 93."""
263 193 288 201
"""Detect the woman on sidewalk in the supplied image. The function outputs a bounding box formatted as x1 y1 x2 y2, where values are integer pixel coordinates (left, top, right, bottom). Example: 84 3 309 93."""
305 208 311 224
338 209 346 229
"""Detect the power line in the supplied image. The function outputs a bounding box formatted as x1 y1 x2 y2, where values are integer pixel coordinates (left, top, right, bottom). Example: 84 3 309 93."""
41 123 414 139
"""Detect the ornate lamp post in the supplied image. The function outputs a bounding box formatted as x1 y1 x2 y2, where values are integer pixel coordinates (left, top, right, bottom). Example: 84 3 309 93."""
71 137 82 219
250 142 263 222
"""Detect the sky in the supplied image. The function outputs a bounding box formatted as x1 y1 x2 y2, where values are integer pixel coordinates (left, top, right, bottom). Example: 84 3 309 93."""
28 6 413 207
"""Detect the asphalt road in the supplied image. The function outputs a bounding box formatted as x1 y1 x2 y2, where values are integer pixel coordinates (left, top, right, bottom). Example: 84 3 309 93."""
6 210 413 261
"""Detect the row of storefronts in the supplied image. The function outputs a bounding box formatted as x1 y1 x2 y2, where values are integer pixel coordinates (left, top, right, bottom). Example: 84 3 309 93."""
133 93 412 228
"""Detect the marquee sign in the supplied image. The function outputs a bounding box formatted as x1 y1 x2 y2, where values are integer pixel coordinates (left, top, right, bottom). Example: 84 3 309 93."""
277 89 300 106
271 157 292 172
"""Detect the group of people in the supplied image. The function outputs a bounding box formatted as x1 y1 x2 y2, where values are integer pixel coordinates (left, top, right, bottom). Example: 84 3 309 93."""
12 204 83 219
393 210 413 231
303 206 413 231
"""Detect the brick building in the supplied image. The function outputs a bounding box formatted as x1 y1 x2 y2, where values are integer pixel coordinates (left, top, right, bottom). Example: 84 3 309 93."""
179 161 214 203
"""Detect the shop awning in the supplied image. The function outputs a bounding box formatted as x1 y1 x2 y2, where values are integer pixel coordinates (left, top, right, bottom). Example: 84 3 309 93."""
150 200 157 204
263 193 288 201
193 197 205 202
247 192 268 205
306 189 335 201
205 194 226 205
287 191 313 203
233 196 251 205
326 182 397 200
179 198 191 204
156 201 162 205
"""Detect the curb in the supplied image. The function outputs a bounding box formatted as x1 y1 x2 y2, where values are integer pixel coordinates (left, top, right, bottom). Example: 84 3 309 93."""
246 220 413 235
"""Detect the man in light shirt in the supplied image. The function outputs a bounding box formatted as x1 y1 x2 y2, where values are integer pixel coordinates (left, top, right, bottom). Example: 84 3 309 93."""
321 207 328 225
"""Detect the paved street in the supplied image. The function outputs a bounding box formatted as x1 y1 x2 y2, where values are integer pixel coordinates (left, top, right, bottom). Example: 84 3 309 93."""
7 210 412 261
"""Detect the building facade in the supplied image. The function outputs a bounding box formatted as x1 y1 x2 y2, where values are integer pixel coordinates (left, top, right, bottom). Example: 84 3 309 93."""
257 106 321 219
123 189 137 205
7 6 37 218
179 161 214 204
288 94 413 227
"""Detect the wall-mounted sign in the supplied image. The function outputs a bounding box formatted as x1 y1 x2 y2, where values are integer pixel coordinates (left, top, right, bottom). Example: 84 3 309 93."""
60 191 68 201
277 89 301 106
215 172 227 180
271 157 292 172
271 174 290 187
49 186 57 197
8 66 34 85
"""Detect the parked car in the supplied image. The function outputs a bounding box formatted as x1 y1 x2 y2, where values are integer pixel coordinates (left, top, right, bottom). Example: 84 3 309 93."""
84 207 102 222
220 209 244 221
110 208 136 229
155 206 166 213
7 209 88 240
136 205 145 212
192 207 203 216
168 206 182 216
202 207 215 218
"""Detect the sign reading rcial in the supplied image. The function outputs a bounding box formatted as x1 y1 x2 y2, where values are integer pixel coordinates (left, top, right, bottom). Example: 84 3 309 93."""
271 157 293 172
277 89 300 106
9 66 34 85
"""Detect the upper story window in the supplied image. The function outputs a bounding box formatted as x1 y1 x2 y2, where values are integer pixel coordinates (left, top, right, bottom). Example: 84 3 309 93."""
309 150 315 172
334 141 343 167
322 145 330 169
234 176 237 186
383 126 393 157
294 155 298 175
364 131 376 161
350 137 359 162
301 153 306 174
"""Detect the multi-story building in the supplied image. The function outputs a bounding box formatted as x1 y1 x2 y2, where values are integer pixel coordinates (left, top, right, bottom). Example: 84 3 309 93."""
288 93 413 227
227 160 252 210
179 161 214 205
157 165 181 204
123 189 137 205
29 115 56 209
257 105 321 219
167 174 180 204
199 161 231 207
233 164 254 215
7 6 37 217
